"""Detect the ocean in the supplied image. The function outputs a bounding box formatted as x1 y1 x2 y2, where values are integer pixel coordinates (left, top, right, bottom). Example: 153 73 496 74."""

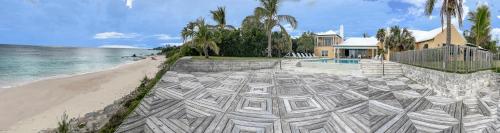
0 44 159 88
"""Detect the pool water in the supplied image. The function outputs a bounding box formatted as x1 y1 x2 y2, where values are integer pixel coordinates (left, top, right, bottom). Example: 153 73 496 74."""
307 59 360 64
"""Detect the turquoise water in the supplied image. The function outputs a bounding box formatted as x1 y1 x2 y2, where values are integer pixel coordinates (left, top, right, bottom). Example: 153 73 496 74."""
306 59 360 64
0 44 158 88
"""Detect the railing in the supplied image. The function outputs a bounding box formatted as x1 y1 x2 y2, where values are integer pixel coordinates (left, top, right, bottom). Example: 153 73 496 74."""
390 44 497 73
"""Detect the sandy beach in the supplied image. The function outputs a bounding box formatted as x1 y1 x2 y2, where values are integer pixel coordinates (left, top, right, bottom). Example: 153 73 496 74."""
0 56 165 133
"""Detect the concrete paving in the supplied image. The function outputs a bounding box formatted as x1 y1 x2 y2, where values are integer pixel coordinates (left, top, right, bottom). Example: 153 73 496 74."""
116 68 498 133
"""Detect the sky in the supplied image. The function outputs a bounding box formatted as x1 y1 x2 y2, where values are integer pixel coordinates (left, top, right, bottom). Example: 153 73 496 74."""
0 0 499 48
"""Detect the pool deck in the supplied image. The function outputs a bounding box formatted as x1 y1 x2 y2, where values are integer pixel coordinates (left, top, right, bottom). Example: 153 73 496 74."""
116 67 498 132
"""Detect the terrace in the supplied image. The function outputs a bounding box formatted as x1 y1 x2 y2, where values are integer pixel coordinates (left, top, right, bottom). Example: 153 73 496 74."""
116 56 499 132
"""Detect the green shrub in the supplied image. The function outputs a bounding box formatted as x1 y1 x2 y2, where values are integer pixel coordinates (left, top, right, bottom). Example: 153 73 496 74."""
57 112 71 133
98 50 184 132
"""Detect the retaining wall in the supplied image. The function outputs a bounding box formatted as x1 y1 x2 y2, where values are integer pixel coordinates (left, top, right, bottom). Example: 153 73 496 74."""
171 57 278 72
401 64 497 99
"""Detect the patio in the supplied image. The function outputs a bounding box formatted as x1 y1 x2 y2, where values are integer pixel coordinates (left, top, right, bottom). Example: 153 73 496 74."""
116 69 498 133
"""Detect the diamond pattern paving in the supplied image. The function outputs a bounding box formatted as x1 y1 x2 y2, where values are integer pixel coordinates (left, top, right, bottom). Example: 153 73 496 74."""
117 70 498 133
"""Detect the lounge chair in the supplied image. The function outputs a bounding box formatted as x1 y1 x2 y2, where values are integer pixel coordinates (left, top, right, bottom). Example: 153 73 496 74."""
312 53 317 58
300 53 306 58
308 53 313 58
296 53 302 58
292 53 298 58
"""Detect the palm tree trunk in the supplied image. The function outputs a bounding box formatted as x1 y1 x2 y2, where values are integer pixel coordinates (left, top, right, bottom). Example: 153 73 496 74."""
204 45 209 59
446 14 452 45
267 30 272 57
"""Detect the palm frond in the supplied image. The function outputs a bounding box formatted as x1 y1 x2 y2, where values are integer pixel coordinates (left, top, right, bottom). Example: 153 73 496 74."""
207 41 220 55
424 0 436 16
277 15 298 29
211 6 226 29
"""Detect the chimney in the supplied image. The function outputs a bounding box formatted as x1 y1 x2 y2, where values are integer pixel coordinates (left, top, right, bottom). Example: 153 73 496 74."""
339 25 344 39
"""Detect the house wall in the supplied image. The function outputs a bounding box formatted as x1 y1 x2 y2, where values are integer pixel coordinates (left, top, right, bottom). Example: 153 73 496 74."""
415 26 467 50
380 26 467 59
314 46 335 58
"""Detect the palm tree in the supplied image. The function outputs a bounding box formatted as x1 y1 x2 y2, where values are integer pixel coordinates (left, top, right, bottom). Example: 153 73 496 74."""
467 5 491 47
183 18 220 59
181 21 203 56
388 26 415 51
425 0 464 46
210 6 235 30
376 26 416 57
244 0 298 57
376 28 388 56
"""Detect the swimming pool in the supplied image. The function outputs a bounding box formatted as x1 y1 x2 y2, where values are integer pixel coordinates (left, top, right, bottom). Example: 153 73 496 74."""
305 59 360 64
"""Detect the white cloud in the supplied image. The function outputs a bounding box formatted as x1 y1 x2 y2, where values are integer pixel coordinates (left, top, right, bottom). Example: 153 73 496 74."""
94 32 139 39
99 45 140 49
386 18 403 25
160 43 183 46
492 28 500 45
154 34 181 40
497 16 500 19
316 30 337 35
126 0 134 9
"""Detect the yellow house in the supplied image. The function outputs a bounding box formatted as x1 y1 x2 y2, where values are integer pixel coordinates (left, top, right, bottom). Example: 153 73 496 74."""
380 25 467 59
410 25 467 50
313 33 343 58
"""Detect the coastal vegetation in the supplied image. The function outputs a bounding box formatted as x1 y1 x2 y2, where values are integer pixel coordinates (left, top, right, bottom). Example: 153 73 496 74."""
243 0 297 57
464 5 498 53
424 0 464 46
179 1 301 58
376 26 416 56
296 32 315 54
57 112 71 133
96 46 187 132
182 18 220 59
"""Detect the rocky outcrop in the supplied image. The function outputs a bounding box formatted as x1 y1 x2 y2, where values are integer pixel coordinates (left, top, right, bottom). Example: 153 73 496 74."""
39 89 139 133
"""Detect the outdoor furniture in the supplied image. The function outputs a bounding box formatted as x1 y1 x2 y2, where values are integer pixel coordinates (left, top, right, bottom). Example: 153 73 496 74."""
297 53 303 58
312 53 317 58
292 53 298 58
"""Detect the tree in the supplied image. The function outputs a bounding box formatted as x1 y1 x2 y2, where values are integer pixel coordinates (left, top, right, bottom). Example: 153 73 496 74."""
244 0 298 57
296 32 315 53
467 5 492 49
181 21 203 56
425 0 464 46
211 6 235 30
376 26 416 56
183 18 220 59
273 31 292 57
388 26 415 51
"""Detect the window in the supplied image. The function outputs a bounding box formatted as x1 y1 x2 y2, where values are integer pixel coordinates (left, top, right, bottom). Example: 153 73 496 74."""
423 44 428 49
324 38 332 46
321 50 328 56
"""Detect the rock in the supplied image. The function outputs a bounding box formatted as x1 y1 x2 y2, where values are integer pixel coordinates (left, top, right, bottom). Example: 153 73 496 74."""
295 61 302 67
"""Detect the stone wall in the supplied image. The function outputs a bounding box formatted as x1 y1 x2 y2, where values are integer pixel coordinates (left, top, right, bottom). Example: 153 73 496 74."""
171 57 278 72
401 64 497 99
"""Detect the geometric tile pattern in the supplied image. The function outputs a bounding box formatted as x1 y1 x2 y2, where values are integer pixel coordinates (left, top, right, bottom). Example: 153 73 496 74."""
117 70 499 133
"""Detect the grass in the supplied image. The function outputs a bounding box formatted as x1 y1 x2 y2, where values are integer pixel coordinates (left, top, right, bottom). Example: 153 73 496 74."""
98 52 183 133
191 56 279 61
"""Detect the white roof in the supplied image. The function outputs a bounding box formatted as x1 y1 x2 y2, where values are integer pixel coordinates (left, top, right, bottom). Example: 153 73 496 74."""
338 37 378 47
409 28 443 42
409 25 462 42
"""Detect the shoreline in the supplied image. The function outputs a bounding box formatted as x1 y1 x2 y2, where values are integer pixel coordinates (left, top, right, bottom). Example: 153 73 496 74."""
0 55 165 133
0 60 138 90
